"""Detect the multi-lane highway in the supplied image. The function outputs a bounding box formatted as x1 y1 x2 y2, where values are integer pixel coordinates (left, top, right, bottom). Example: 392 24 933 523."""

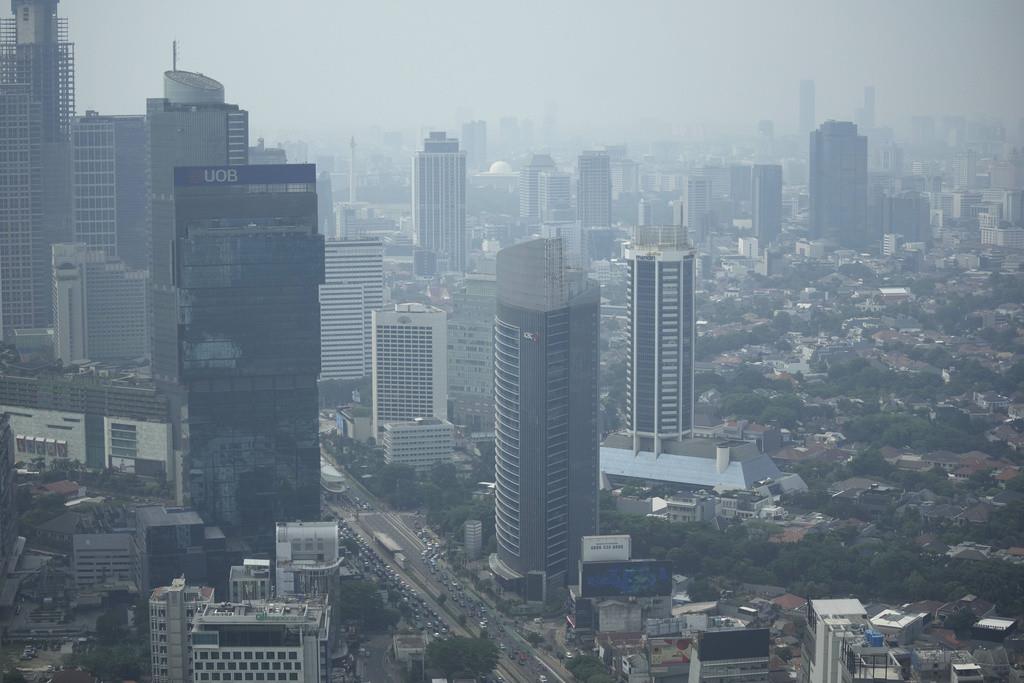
322 449 568 683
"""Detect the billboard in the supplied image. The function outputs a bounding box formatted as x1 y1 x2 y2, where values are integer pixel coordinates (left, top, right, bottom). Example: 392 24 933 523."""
581 534 631 562
649 637 692 667
580 559 672 598
174 163 316 187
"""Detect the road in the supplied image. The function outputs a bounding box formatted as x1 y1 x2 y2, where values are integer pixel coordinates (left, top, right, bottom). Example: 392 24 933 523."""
327 499 530 683
323 443 572 683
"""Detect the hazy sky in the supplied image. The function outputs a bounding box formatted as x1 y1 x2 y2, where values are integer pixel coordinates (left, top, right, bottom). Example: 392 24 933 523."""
64 0 1024 144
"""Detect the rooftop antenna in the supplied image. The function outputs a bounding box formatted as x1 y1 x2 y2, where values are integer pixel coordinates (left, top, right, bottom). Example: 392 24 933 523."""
172 40 178 71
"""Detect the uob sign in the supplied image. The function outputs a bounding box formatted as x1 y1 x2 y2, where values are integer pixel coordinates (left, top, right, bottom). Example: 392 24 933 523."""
205 168 238 183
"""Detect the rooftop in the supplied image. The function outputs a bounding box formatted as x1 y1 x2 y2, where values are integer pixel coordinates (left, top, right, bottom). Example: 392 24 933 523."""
601 435 781 489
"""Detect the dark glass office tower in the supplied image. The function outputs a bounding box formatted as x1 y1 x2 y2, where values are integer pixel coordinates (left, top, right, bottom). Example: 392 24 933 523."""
625 226 695 456
0 415 16 583
0 0 74 333
809 121 867 249
752 164 783 245
491 238 599 602
164 164 324 532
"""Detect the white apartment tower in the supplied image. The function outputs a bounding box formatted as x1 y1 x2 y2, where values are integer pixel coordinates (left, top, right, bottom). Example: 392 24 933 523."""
149 577 215 683
319 238 384 380
413 132 466 273
372 303 447 435
682 176 711 243
577 150 612 228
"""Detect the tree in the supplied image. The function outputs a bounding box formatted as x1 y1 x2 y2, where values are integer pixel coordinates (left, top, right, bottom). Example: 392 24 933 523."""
566 655 607 681
3 671 28 683
330 580 400 632
96 608 126 645
425 637 498 679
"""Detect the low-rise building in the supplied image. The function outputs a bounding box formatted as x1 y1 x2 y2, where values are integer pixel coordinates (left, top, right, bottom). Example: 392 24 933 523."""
72 532 135 592
381 418 454 472
190 600 331 683
688 628 770 683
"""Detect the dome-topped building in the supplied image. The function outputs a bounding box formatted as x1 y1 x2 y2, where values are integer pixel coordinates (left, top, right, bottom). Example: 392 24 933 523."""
486 160 514 175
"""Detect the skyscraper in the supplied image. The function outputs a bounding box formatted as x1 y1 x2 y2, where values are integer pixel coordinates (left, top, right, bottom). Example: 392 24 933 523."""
809 121 868 249
316 171 335 239
681 176 711 243
577 150 612 228
461 119 487 172
413 132 466 273
883 191 930 244
0 84 43 334
69 112 146 265
799 79 815 137
147 70 248 371
447 274 496 434
52 243 148 363
0 0 75 333
167 164 324 531
856 85 876 130
371 303 447 436
491 238 600 602
625 226 695 457
320 238 384 380
751 164 783 245
539 170 573 222
518 153 556 223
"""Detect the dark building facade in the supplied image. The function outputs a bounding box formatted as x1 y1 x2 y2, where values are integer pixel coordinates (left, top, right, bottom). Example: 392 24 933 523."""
491 238 600 601
0 415 16 580
752 164 783 245
166 164 324 533
883 190 930 244
625 226 695 456
0 0 75 333
809 121 868 249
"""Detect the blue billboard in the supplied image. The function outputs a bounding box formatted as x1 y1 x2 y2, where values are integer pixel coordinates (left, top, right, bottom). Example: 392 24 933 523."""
174 163 316 187
580 560 673 598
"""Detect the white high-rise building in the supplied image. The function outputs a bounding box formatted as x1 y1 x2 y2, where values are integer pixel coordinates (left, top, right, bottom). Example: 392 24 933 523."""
320 239 384 380
149 577 215 683
372 303 447 435
681 176 711 243
52 243 149 364
539 170 573 222
577 150 612 228
519 153 557 223
413 132 466 272
800 599 869 683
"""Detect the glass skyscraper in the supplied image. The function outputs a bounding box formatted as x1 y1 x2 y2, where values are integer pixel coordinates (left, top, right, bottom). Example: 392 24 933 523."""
809 120 868 249
0 0 75 333
625 225 695 456
491 238 600 602
165 164 324 533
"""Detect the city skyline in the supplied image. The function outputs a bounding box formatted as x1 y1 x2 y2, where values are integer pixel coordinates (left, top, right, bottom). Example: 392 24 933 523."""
62 1 1024 143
